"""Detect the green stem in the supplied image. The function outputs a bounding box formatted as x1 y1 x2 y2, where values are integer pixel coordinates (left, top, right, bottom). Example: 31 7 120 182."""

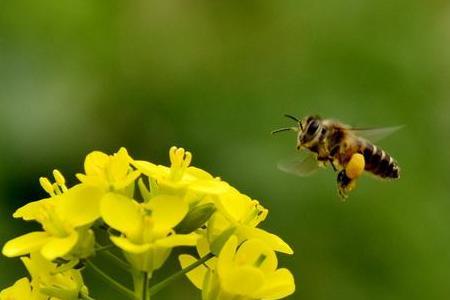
131 271 151 300
53 259 80 274
86 260 136 300
80 293 96 300
97 248 131 272
150 253 214 296
95 244 115 252
142 272 149 300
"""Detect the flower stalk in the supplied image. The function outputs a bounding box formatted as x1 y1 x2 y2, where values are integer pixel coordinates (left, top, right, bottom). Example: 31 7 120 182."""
150 252 215 296
86 260 135 300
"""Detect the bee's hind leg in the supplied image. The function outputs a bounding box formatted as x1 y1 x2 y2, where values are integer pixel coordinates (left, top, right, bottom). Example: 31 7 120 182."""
336 153 365 199
337 169 352 200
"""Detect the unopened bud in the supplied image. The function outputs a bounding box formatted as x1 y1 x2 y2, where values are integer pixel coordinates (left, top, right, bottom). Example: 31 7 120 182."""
175 203 216 234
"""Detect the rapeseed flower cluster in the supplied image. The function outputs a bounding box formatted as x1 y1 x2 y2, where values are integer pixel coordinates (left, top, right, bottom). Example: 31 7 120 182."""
1 147 295 300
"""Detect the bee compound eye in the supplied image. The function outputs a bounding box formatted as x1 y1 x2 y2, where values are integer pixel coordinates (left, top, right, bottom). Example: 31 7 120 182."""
307 120 320 135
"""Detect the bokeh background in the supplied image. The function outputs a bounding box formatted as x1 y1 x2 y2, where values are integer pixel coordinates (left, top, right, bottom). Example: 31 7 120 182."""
1 1 450 299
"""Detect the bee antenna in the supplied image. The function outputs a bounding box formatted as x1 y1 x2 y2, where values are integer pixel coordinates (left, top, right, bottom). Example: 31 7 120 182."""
284 114 300 123
271 127 298 135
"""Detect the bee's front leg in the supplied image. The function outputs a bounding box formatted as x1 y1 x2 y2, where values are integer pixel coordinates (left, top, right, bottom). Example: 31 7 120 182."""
328 158 338 172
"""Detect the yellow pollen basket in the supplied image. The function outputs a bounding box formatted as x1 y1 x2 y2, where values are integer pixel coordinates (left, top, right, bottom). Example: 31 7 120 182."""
345 153 365 180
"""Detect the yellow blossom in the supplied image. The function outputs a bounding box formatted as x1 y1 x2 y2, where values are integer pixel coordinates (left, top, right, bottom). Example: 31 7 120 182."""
133 146 228 197
179 236 295 300
100 192 199 273
207 187 293 255
2 145 295 300
0 252 89 300
2 184 102 261
76 147 140 195
24 252 87 300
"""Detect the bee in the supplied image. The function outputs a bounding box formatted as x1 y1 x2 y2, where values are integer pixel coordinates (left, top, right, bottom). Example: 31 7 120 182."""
272 114 401 199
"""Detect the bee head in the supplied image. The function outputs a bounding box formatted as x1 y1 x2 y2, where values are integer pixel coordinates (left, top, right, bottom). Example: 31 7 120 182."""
272 114 323 149
298 115 322 148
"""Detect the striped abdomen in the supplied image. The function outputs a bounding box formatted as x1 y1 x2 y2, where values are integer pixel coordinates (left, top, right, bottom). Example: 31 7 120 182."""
358 141 400 179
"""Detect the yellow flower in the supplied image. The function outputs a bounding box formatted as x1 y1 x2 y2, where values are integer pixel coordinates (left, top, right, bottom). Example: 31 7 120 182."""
179 236 295 300
0 278 33 300
0 252 89 300
76 147 140 195
100 192 199 273
133 146 228 197
2 183 102 261
25 252 87 300
207 187 293 255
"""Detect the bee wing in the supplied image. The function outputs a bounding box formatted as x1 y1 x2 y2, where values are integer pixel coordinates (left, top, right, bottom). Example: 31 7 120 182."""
277 153 322 177
348 125 404 142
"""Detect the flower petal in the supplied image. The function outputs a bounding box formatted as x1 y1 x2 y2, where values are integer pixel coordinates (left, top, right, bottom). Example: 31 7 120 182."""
144 195 188 232
100 193 143 237
234 239 278 273
41 231 79 260
114 170 140 190
155 233 199 248
216 188 254 222
185 167 214 180
2 232 50 257
217 235 238 277
110 236 150 254
13 198 53 221
21 252 55 277
221 266 265 296
254 268 295 299
179 254 208 289
133 160 169 179
110 148 132 181
217 236 268 297
239 227 294 255
188 180 230 195
55 184 103 227
84 151 109 176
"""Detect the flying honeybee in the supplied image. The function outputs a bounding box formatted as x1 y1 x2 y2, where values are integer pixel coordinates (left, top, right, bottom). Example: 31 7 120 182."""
272 114 401 199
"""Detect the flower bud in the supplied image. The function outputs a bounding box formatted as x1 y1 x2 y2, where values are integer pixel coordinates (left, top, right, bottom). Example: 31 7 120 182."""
175 203 216 234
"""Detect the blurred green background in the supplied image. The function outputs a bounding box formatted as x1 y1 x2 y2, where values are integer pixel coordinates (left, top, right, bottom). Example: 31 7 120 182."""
1 0 450 299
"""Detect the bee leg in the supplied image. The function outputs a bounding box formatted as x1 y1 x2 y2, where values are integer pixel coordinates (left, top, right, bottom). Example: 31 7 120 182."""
328 159 337 172
336 154 365 199
337 169 356 200
337 170 349 199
